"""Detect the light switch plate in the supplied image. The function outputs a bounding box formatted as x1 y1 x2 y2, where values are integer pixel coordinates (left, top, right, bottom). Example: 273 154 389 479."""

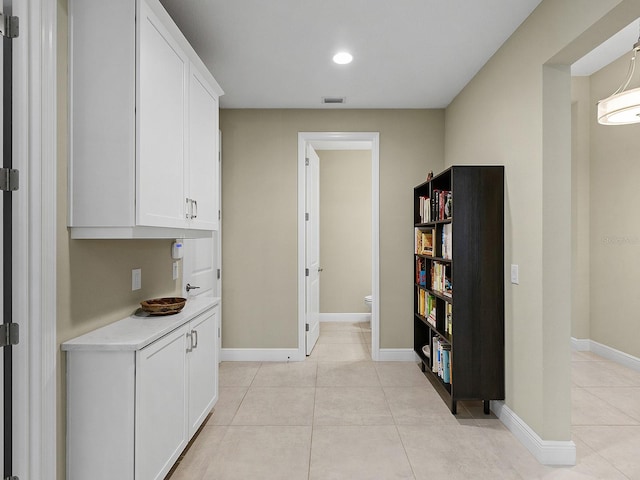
132 268 142 291
510 264 519 285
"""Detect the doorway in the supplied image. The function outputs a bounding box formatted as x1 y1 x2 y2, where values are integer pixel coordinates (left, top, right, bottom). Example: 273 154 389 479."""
297 132 380 360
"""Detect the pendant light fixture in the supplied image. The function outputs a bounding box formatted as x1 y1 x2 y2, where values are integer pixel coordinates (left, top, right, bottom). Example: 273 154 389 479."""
597 26 640 125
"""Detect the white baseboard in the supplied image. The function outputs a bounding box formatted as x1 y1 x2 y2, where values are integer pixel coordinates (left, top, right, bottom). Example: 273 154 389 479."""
492 401 576 466
570 337 640 373
320 313 371 323
570 337 590 351
220 348 304 362
377 348 418 362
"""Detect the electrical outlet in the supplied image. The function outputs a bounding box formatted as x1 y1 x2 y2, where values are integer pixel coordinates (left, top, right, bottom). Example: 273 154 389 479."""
132 268 142 291
510 264 519 285
172 262 179 280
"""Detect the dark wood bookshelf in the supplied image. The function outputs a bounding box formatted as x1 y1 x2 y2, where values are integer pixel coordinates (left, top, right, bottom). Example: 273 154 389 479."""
413 166 504 415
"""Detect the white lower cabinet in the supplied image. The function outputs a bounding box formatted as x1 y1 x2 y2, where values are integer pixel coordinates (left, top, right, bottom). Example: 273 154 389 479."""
136 325 189 480
64 299 219 480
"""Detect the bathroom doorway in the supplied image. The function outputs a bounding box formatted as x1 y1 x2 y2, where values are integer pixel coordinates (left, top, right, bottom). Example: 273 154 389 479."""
297 132 380 360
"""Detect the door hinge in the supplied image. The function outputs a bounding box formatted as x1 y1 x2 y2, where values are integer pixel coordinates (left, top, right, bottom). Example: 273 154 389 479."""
0 13 19 38
0 168 19 191
305 323 309 332
305 158 309 166
217 268 221 279
0 323 19 347
305 212 309 221
218 210 221 221
305 268 309 277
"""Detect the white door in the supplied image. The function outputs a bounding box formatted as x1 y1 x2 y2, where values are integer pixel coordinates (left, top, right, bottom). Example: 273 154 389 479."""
183 235 216 298
305 145 320 355
137 0 187 228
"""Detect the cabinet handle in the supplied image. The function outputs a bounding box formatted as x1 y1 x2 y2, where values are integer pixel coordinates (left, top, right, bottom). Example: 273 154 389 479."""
192 329 198 349
186 331 192 353
185 198 192 219
193 200 198 219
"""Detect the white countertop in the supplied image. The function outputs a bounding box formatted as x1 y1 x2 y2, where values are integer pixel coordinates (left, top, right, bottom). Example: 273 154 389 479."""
61 296 220 352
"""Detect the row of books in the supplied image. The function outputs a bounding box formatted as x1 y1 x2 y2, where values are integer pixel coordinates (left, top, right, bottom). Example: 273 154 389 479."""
415 228 434 256
415 257 428 286
417 190 453 224
431 262 452 297
432 335 451 384
432 189 452 222
417 196 432 224
417 289 437 327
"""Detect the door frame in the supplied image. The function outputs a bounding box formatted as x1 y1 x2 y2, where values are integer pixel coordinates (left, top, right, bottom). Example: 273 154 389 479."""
297 132 380 361
11 0 58 478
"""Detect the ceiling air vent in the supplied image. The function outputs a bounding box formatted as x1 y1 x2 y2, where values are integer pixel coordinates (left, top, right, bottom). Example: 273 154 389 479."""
322 97 346 105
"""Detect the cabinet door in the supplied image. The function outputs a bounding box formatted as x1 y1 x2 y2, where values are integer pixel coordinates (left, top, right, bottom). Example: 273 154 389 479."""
136 325 188 480
187 67 219 230
137 0 188 228
187 308 218 436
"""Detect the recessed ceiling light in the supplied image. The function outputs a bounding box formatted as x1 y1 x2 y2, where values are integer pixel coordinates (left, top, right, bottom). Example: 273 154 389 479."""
333 51 353 65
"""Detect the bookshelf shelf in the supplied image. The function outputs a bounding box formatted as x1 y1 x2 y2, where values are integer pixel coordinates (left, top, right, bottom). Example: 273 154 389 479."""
413 166 504 415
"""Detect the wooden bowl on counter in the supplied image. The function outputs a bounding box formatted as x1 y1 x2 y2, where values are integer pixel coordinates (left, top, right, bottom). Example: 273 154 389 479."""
140 297 187 315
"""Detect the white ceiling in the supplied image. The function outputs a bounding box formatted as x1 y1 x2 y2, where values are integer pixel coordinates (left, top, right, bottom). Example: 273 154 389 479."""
572 19 640 76
159 0 544 109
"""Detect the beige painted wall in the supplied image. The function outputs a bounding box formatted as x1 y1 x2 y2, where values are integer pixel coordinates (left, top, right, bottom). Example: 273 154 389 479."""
318 150 372 313
220 109 444 349
444 0 639 441
57 1 181 477
589 52 640 358
571 76 592 340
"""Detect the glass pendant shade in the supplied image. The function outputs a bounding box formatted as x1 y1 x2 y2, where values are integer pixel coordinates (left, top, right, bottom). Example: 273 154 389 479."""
597 86 640 125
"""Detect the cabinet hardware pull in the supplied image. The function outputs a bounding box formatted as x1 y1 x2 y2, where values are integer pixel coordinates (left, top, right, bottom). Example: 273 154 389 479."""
192 329 198 349
193 200 198 219
186 331 192 353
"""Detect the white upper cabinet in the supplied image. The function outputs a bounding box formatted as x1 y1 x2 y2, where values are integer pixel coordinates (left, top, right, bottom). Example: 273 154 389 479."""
187 68 220 230
69 0 223 239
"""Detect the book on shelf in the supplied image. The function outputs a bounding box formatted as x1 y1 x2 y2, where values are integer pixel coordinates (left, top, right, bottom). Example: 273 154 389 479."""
415 228 434 256
417 289 436 324
415 257 427 286
442 223 452 260
431 190 453 222
444 303 453 336
432 335 452 384
418 196 431 223
430 261 452 297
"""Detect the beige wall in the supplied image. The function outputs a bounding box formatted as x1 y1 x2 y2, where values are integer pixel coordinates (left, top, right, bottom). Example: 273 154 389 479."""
220 109 444 349
57 1 181 477
589 52 640 358
571 76 592 340
444 0 639 441
318 150 372 313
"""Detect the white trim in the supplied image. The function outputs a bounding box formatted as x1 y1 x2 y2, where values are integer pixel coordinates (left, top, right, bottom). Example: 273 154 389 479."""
297 132 381 362
12 0 58 478
220 348 304 362
319 313 371 323
571 337 640 373
492 401 576 466
377 349 419 362
570 337 590 352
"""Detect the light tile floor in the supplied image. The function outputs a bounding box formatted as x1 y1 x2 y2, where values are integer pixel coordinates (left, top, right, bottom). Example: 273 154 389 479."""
167 323 640 479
